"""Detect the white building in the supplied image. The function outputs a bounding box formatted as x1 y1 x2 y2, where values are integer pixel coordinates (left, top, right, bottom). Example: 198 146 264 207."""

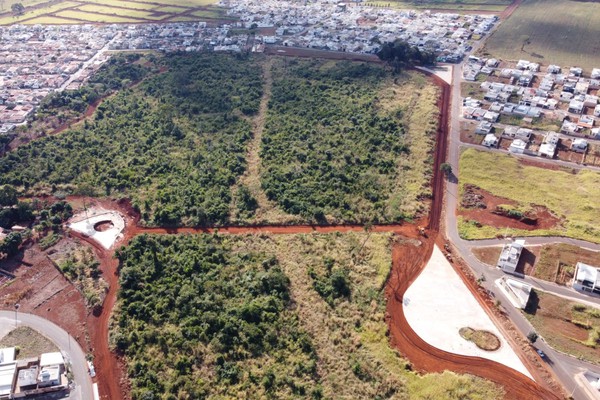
497 239 525 274
573 262 600 295
508 139 527 154
482 133 498 148
0 363 16 400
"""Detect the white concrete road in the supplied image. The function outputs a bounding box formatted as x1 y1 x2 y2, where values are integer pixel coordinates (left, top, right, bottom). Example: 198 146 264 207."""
0 311 92 400
404 245 532 378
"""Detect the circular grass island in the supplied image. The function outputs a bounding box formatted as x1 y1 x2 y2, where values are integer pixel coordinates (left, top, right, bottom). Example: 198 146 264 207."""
459 327 501 351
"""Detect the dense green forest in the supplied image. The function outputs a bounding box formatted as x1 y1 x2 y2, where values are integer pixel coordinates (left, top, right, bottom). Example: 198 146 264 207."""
261 59 437 223
112 233 503 400
0 53 263 226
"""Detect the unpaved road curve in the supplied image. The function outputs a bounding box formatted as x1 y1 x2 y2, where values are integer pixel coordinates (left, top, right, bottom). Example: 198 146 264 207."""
385 240 560 400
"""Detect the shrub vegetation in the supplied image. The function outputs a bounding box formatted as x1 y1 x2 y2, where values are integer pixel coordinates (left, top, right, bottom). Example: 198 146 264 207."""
261 59 438 223
0 53 263 226
112 233 503 400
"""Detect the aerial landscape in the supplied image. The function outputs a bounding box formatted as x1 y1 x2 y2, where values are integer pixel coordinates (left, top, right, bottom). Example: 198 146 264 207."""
0 0 600 399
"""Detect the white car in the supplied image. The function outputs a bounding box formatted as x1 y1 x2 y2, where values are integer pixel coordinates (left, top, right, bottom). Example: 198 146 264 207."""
87 360 96 378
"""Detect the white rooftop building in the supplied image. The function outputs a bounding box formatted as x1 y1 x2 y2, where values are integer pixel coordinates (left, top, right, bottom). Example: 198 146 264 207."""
508 139 527 154
0 363 16 399
573 262 600 295
497 239 525 274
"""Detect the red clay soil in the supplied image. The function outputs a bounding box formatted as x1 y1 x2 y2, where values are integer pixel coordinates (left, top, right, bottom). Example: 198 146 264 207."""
0 244 89 358
385 237 560 400
460 187 562 231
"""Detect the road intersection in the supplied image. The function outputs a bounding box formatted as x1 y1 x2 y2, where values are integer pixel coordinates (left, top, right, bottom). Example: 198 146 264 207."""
441 49 600 400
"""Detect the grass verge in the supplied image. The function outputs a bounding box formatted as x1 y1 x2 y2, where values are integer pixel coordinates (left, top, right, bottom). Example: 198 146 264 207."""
459 148 600 243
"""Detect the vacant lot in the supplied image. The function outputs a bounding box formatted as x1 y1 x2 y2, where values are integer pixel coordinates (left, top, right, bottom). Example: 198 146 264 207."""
525 290 600 365
368 0 510 12
112 232 503 399
261 59 439 224
459 148 600 243
0 0 229 25
0 326 59 359
534 243 600 284
483 0 600 71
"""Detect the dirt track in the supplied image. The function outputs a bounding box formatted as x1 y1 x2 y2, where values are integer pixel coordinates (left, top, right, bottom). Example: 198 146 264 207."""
385 238 560 400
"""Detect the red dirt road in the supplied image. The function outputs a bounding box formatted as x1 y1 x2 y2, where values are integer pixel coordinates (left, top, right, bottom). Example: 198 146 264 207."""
385 238 560 400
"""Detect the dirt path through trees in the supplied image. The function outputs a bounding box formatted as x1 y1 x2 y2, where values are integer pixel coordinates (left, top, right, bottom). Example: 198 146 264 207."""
232 58 299 224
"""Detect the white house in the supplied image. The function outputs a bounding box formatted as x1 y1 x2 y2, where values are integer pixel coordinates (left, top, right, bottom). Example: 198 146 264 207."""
573 262 600 295
571 138 588 153
539 142 556 158
482 133 498 148
508 139 527 154
497 239 525 274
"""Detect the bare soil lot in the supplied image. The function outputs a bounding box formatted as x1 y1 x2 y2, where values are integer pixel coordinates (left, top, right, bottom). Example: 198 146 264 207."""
534 243 600 285
525 290 600 365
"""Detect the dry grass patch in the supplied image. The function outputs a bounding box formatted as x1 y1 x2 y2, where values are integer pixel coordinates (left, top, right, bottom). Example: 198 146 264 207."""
472 246 502 266
0 326 59 359
459 148 600 243
459 327 501 351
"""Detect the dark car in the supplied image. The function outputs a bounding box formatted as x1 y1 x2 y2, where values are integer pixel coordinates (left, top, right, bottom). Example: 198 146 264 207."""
536 349 547 359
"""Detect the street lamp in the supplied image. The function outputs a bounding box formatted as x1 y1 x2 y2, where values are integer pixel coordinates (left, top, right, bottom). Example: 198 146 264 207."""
14 303 19 327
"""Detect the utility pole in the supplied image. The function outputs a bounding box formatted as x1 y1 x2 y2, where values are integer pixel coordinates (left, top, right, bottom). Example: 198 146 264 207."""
14 303 19 327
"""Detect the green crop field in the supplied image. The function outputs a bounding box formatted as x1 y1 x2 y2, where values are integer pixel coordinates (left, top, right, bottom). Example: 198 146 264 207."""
458 148 600 243
483 0 600 70
112 232 503 400
0 0 224 25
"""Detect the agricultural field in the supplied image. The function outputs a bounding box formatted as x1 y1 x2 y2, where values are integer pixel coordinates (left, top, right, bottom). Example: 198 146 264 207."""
0 53 263 227
261 59 438 224
0 0 231 25
458 148 600 243
482 0 600 71
366 0 511 12
112 232 503 400
525 290 600 365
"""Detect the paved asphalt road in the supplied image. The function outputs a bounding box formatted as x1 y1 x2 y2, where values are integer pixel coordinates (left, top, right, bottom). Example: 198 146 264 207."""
0 311 92 400
443 47 600 399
